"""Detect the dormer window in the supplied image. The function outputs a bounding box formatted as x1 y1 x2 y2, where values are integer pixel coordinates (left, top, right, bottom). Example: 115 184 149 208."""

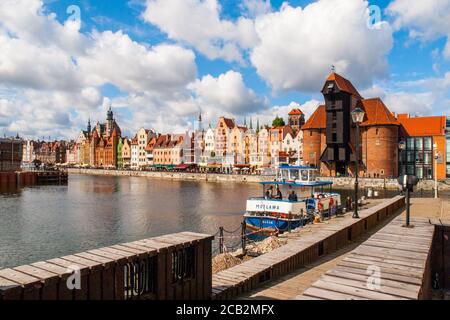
327 82 334 92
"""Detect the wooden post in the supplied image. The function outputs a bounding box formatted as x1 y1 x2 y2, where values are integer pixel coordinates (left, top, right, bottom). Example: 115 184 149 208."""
219 227 224 254
241 222 247 256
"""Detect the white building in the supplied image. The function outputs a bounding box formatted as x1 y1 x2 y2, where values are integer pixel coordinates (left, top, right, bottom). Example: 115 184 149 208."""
202 127 216 165
130 136 139 169
257 128 270 167
136 128 155 169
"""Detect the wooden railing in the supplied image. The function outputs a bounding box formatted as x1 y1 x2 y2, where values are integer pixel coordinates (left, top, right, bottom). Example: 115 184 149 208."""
0 232 213 300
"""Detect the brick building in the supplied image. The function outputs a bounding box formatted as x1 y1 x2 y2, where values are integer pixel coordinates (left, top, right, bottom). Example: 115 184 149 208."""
303 72 447 180
0 137 23 171
35 141 67 165
288 108 305 133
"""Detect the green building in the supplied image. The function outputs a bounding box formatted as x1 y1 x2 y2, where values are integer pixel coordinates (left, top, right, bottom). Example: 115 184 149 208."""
117 138 124 169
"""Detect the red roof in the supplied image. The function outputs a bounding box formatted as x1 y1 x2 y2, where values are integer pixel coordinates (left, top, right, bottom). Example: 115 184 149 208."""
397 114 446 137
326 72 363 99
288 108 304 116
360 98 400 127
223 118 235 129
302 105 326 130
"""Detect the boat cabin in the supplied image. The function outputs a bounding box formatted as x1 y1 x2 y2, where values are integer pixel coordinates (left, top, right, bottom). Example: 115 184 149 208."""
277 164 319 183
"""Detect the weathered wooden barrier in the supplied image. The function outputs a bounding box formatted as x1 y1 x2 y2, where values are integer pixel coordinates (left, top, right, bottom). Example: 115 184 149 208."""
0 232 213 300
0 171 67 188
0 172 16 188
297 216 435 300
35 171 68 184
212 196 405 300
429 219 450 291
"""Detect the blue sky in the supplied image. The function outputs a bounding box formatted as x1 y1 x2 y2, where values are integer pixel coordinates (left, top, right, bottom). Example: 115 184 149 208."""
0 0 449 139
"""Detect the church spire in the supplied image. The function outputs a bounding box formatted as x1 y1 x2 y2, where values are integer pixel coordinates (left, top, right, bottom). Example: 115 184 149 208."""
87 117 91 133
198 110 203 130
107 105 113 121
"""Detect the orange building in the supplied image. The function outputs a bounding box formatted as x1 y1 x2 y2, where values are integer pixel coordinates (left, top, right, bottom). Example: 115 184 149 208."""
91 127 119 168
303 72 446 180
397 114 447 180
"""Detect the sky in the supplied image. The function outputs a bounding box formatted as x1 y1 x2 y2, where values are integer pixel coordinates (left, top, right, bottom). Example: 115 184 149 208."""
0 0 449 140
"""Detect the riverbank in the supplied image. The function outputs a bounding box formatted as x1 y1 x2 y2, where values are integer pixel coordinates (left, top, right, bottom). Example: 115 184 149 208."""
67 168 450 191
67 168 265 183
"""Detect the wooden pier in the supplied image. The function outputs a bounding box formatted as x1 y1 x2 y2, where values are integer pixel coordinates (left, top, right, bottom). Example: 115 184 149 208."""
212 196 405 300
297 215 435 300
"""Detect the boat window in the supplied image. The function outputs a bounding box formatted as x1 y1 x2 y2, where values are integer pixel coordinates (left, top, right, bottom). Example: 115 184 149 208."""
290 169 299 180
300 170 308 181
281 169 289 180
309 170 318 181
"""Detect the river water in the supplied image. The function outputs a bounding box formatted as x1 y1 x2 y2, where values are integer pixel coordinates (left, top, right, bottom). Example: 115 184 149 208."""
0 174 445 268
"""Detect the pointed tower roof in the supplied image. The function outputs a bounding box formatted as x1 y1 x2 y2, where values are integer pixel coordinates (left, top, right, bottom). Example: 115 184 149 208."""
325 72 362 99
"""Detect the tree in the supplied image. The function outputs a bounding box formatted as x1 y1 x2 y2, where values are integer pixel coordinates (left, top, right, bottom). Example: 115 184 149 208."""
272 116 285 127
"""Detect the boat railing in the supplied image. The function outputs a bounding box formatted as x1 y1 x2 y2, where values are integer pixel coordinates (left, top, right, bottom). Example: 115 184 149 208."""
248 196 304 203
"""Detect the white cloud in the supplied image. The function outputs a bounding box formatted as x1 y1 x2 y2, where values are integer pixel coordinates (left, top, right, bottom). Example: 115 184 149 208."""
361 72 450 116
189 70 267 121
250 0 393 92
142 0 258 62
78 30 197 93
0 0 199 138
387 0 450 59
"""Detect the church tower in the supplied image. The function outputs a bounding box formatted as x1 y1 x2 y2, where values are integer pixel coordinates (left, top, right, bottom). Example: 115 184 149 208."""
106 105 114 136
87 117 91 135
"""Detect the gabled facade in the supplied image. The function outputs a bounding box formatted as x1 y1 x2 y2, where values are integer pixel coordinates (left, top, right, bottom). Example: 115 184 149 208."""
122 138 131 168
257 128 270 167
215 117 235 157
230 125 247 164
130 136 139 169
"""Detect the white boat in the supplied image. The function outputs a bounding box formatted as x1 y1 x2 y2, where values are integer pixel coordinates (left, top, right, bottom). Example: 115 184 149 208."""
244 165 341 235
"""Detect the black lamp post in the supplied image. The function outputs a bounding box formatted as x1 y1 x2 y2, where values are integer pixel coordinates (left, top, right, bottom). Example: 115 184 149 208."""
351 107 365 219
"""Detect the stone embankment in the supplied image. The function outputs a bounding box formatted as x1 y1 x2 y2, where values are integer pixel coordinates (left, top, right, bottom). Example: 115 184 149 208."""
67 168 450 191
67 168 265 183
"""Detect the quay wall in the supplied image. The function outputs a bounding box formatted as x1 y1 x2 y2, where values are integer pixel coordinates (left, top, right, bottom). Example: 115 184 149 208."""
67 168 266 183
0 171 67 188
67 168 450 191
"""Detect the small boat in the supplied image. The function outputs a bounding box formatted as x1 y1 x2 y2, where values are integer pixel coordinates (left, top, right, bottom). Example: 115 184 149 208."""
244 165 341 235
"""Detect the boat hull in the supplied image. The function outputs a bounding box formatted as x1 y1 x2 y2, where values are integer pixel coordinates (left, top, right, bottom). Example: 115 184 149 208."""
244 215 308 235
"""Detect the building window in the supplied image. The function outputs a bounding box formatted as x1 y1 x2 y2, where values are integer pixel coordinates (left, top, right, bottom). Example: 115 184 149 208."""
424 137 432 151
407 138 414 150
415 138 423 151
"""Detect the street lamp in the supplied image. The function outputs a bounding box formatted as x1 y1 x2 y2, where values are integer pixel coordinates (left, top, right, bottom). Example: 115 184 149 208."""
433 143 438 199
398 140 406 177
351 107 365 219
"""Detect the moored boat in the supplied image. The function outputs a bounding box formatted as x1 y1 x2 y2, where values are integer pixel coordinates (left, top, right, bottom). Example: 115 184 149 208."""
244 165 341 236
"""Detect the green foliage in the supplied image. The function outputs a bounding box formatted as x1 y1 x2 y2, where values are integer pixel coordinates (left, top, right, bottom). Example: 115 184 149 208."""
272 116 285 127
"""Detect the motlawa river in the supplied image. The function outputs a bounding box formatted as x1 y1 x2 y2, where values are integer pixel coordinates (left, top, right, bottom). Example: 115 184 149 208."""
0 174 443 268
